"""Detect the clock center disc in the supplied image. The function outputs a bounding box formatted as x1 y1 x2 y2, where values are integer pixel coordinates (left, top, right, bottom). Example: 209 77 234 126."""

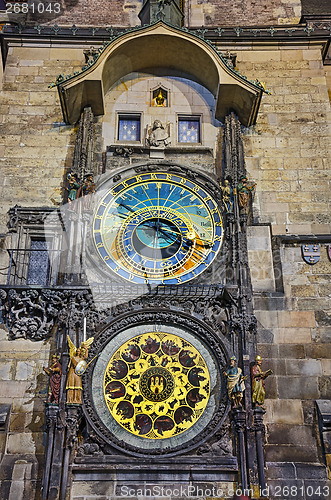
139 366 175 402
133 218 184 259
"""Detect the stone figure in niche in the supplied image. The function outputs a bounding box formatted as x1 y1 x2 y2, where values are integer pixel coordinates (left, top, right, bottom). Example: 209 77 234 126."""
147 120 171 148
67 173 81 205
43 354 62 404
220 179 234 213
237 175 256 213
223 356 246 407
251 355 273 407
66 335 94 404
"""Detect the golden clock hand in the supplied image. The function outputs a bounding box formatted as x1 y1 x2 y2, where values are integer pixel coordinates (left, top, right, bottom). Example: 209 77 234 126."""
157 225 212 247
195 237 213 247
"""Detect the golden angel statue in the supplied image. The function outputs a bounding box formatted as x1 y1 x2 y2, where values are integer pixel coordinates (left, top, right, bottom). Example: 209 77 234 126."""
66 335 94 404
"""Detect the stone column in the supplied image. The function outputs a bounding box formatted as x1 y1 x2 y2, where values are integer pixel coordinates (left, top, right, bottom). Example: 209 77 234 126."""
253 407 267 494
232 407 248 491
60 406 82 500
42 405 58 500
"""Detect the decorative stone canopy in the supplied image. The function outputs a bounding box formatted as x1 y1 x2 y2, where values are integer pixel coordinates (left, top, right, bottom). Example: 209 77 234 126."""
56 22 266 126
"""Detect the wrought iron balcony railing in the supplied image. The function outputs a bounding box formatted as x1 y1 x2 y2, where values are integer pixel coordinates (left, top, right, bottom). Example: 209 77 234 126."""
4 248 63 287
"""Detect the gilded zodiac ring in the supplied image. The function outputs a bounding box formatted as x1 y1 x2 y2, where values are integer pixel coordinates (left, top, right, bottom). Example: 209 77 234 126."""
103 332 210 439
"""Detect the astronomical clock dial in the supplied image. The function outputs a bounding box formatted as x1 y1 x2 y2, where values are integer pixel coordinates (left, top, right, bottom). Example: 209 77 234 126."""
93 172 223 284
88 321 224 454
103 332 210 439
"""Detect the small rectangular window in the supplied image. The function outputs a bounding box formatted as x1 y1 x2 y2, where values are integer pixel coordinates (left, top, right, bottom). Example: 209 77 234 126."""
118 114 141 142
178 116 200 143
27 239 50 286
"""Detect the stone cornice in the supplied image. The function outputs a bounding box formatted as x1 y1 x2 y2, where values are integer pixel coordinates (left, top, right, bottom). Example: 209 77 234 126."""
2 21 330 43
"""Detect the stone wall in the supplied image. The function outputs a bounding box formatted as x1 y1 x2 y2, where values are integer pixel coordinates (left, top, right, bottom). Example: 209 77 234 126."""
226 43 331 483
0 45 85 233
23 0 302 27
254 244 331 494
234 46 331 233
188 0 302 27
0 326 51 498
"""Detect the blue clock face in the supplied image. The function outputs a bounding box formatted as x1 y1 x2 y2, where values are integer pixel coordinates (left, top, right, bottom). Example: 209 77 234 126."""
93 172 223 284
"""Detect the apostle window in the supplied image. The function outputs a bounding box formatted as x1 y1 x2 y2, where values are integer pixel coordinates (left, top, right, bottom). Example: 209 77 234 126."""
178 116 201 143
118 114 141 142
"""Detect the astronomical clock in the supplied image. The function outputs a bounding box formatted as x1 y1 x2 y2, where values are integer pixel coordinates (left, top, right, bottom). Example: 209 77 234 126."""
92 169 223 285
82 164 231 457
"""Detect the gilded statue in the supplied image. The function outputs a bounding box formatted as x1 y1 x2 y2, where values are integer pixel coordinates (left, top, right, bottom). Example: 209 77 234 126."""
66 335 94 404
251 355 273 407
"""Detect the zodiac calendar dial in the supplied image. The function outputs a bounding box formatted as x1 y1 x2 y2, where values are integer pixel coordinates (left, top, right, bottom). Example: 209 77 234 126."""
93 172 223 284
103 332 210 439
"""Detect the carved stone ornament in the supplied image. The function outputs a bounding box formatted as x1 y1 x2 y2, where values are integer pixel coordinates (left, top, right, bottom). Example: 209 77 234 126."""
82 309 230 457
1 289 68 341
0 285 237 342
7 206 61 231
197 424 233 456
83 47 99 65
146 120 171 147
